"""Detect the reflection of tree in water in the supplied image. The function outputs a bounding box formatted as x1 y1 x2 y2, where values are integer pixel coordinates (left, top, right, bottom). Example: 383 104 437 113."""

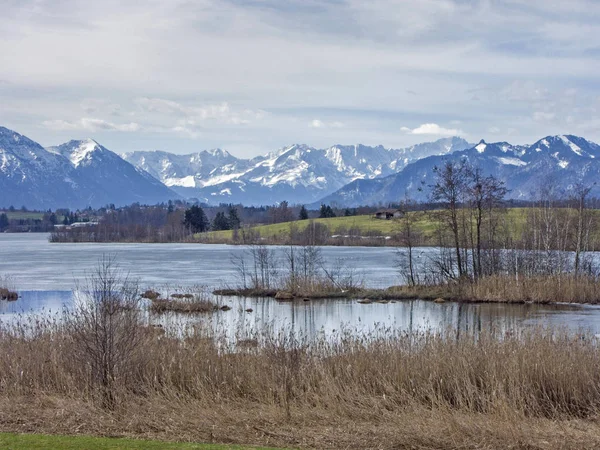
8 291 600 344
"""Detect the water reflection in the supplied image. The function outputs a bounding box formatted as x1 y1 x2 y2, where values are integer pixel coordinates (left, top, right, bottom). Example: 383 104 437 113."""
7 291 600 342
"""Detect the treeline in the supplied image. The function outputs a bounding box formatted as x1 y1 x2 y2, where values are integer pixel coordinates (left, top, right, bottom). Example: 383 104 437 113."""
48 200 352 243
47 197 366 243
0 209 59 233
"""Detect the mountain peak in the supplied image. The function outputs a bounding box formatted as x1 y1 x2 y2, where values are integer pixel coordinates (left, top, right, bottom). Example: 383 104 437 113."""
530 134 599 159
475 140 487 153
48 139 108 167
203 148 232 158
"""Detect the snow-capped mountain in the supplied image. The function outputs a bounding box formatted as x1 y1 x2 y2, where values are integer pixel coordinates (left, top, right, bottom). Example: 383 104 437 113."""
8 125 598 210
124 137 471 205
0 127 179 209
0 127 85 209
318 135 600 207
122 149 252 191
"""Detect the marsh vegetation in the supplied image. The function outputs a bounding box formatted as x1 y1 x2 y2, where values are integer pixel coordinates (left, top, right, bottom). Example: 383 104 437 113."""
0 275 17 301
3 303 600 448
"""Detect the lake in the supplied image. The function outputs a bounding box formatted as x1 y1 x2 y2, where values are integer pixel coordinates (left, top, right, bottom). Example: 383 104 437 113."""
2 233 600 338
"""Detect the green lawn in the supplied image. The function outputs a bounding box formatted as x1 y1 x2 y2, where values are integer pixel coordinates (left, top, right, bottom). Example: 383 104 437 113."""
0 433 279 450
201 208 535 243
2 211 46 220
204 214 415 241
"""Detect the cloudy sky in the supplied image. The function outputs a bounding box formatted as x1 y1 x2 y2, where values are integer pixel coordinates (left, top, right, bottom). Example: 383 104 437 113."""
1 0 599 157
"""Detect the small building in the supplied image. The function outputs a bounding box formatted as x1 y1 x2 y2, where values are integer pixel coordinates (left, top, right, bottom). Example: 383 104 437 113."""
54 222 99 230
373 209 404 220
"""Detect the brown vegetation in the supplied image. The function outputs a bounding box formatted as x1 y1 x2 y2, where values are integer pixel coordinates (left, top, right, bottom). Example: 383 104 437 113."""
149 297 218 314
217 274 600 305
1 318 600 448
146 287 222 314
0 276 18 301
0 288 18 301
140 289 161 300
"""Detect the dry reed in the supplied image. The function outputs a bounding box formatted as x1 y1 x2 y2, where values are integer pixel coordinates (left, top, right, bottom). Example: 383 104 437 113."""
1 315 600 448
218 274 600 306
459 274 600 303
148 286 220 314
0 276 17 301
149 297 218 313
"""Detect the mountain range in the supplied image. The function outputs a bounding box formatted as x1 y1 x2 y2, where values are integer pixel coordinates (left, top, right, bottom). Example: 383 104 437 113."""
122 137 471 205
318 135 600 207
1 124 599 210
0 127 178 209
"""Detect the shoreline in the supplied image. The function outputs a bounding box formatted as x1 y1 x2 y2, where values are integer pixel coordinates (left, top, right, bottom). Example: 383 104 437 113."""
214 274 600 305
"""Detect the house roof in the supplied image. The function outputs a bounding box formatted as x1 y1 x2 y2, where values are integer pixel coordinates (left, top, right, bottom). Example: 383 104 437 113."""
375 209 402 214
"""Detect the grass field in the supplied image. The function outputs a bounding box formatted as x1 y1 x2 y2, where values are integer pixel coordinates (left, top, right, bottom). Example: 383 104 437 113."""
202 208 534 243
1 210 46 220
0 433 278 449
204 213 432 241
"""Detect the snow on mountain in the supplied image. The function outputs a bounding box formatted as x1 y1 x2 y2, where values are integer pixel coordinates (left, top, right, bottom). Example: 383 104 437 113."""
4 126 600 210
122 149 249 191
0 127 85 209
47 138 106 167
0 127 180 209
124 137 471 205
317 135 600 207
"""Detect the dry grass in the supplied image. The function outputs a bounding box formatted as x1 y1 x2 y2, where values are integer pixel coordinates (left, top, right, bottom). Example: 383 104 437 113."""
0 276 17 301
1 316 600 448
0 288 18 301
141 289 161 300
147 287 220 314
149 297 218 314
217 274 600 305
459 274 600 304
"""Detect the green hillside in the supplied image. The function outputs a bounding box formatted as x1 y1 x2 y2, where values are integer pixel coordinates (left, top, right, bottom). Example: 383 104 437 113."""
201 208 537 244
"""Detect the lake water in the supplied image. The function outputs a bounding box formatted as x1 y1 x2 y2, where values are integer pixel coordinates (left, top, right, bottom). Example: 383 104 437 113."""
2 233 600 339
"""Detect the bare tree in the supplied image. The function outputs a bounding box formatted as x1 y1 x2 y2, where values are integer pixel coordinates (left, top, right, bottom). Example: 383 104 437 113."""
248 244 278 289
430 160 470 279
64 255 144 409
467 167 507 278
395 195 421 286
571 182 595 275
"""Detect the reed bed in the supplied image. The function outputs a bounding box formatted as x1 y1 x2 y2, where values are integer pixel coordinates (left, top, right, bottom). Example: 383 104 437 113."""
149 297 218 314
144 286 221 314
218 274 600 305
458 274 600 303
1 314 600 448
0 276 17 301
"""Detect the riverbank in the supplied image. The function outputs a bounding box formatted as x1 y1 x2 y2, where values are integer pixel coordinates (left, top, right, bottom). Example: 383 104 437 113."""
1 325 600 449
216 274 600 305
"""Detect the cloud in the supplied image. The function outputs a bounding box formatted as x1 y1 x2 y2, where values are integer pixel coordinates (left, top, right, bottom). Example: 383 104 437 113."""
135 98 266 126
533 111 556 122
80 98 121 116
3 0 600 154
42 118 140 132
170 126 201 139
309 119 345 129
401 123 463 137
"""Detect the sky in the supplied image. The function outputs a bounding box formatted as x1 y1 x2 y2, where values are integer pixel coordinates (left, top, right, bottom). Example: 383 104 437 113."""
1 0 600 157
